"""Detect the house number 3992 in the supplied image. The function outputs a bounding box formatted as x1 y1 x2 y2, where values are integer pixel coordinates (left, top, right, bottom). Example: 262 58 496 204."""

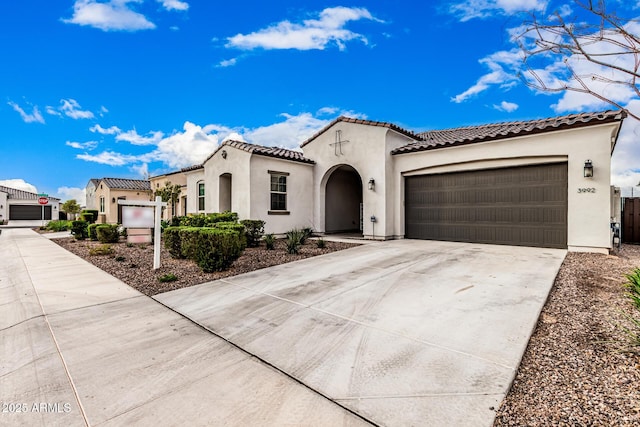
578 188 596 193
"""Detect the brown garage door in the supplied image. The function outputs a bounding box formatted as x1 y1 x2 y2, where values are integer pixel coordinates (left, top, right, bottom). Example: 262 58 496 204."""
9 205 52 220
405 163 567 248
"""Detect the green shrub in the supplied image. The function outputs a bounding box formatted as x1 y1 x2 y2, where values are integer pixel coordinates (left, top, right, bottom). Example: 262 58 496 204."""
195 228 244 272
96 224 120 243
89 244 114 256
46 220 71 232
80 210 98 224
301 227 313 244
175 212 240 228
71 220 88 240
158 273 178 283
241 219 265 247
316 238 326 249
624 268 640 310
285 228 307 254
179 227 203 260
88 223 99 241
264 233 275 250
163 226 185 258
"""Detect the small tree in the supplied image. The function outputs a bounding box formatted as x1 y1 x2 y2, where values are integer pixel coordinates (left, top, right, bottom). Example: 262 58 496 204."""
61 199 81 220
154 182 182 218
516 0 640 120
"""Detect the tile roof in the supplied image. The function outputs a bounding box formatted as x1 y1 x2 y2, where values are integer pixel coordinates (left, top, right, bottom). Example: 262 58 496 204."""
207 140 315 164
300 116 421 147
180 164 204 173
100 178 151 191
393 110 626 154
0 185 60 201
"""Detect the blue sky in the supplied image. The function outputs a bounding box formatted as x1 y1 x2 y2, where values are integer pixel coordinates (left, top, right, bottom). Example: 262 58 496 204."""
2 0 639 202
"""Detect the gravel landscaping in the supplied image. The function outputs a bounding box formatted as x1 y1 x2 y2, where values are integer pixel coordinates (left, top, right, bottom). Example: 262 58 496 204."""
53 237 360 296
495 246 640 426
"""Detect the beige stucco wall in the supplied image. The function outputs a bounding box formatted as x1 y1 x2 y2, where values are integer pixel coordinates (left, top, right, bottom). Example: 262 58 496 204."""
249 156 314 234
302 122 411 239
202 147 252 218
94 184 152 224
0 192 7 222
184 169 204 214
392 122 621 253
150 172 188 220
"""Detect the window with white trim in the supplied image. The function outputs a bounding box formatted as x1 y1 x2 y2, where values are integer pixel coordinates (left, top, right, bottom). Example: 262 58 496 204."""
198 182 205 211
99 196 105 213
270 173 287 211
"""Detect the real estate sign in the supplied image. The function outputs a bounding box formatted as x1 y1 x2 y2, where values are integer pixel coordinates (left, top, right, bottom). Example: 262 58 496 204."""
122 206 154 228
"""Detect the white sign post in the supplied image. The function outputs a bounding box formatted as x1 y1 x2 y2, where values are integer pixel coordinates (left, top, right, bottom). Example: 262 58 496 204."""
118 196 167 269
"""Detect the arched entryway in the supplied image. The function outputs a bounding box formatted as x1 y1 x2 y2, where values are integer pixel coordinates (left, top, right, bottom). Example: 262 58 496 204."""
219 173 232 212
324 165 363 234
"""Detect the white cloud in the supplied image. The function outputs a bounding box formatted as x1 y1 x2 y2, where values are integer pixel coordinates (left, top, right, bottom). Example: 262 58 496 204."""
56 186 86 203
59 99 95 119
99 106 109 116
63 0 156 32
76 150 142 166
243 112 335 149
130 163 149 177
451 0 548 22
611 100 640 196
90 124 121 134
46 106 62 117
158 0 188 11
493 101 519 112
116 129 164 145
218 58 238 68
152 122 221 168
66 140 99 150
226 7 382 51
452 49 522 103
0 179 37 193
7 101 45 124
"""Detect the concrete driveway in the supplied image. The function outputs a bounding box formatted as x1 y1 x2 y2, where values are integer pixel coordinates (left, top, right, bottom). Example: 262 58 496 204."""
155 239 566 426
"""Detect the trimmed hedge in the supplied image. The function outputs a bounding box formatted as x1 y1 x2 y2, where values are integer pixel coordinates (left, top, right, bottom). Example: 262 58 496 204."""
173 212 239 228
240 219 265 247
163 226 245 272
96 224 120 243
80 209 98 224
71 220 88 240
88 223 99 241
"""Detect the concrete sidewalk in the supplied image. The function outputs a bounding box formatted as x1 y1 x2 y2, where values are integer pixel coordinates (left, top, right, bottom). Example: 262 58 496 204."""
1 229 369 426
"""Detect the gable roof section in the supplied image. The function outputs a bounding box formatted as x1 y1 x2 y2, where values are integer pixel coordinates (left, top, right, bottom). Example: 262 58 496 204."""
393 110 626 154
206 140 315 165
100 178 151 191
300 116 421 148
0 185 60 201
181 164 204 173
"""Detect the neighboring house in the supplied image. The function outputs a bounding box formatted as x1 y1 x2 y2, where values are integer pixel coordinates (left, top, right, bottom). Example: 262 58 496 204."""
85 178 100 210
0 185 60 223
92 178 152 224
149 170 188 220
185 110 626 253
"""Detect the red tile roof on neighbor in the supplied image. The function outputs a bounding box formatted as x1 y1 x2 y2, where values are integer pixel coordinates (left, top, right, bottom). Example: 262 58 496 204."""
300 116 421 147
392 110 626 154
207 140 315 164
0 185 60 201
99 178 151 191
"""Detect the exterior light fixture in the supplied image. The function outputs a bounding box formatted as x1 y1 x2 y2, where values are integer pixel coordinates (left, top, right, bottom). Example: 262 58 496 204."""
584 160 594 178
221 150 227 159
368 178 375 191
112 197 116 203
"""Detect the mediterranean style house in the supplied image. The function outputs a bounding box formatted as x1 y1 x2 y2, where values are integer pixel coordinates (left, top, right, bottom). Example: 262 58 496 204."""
86 178 153 224
181 110 625 253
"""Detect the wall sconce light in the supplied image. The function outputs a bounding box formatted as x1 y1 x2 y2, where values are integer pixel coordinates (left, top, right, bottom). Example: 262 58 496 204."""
584 160 594 178
368 178 375 191
221 150 227 159
112 197 116 203
0 205 3 209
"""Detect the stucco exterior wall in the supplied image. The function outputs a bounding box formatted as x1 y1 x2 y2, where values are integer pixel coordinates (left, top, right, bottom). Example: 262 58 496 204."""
249 156 314 234
202 147 252 218
184 169 204 214
0 192 7 222
94 185 152 224
150 172 188 220
392 123 620 252
302 122 410 239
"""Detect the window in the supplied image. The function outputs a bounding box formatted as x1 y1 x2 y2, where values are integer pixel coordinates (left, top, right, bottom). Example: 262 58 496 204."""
99 196 105 213
198 182 205 211
270 173 287 211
